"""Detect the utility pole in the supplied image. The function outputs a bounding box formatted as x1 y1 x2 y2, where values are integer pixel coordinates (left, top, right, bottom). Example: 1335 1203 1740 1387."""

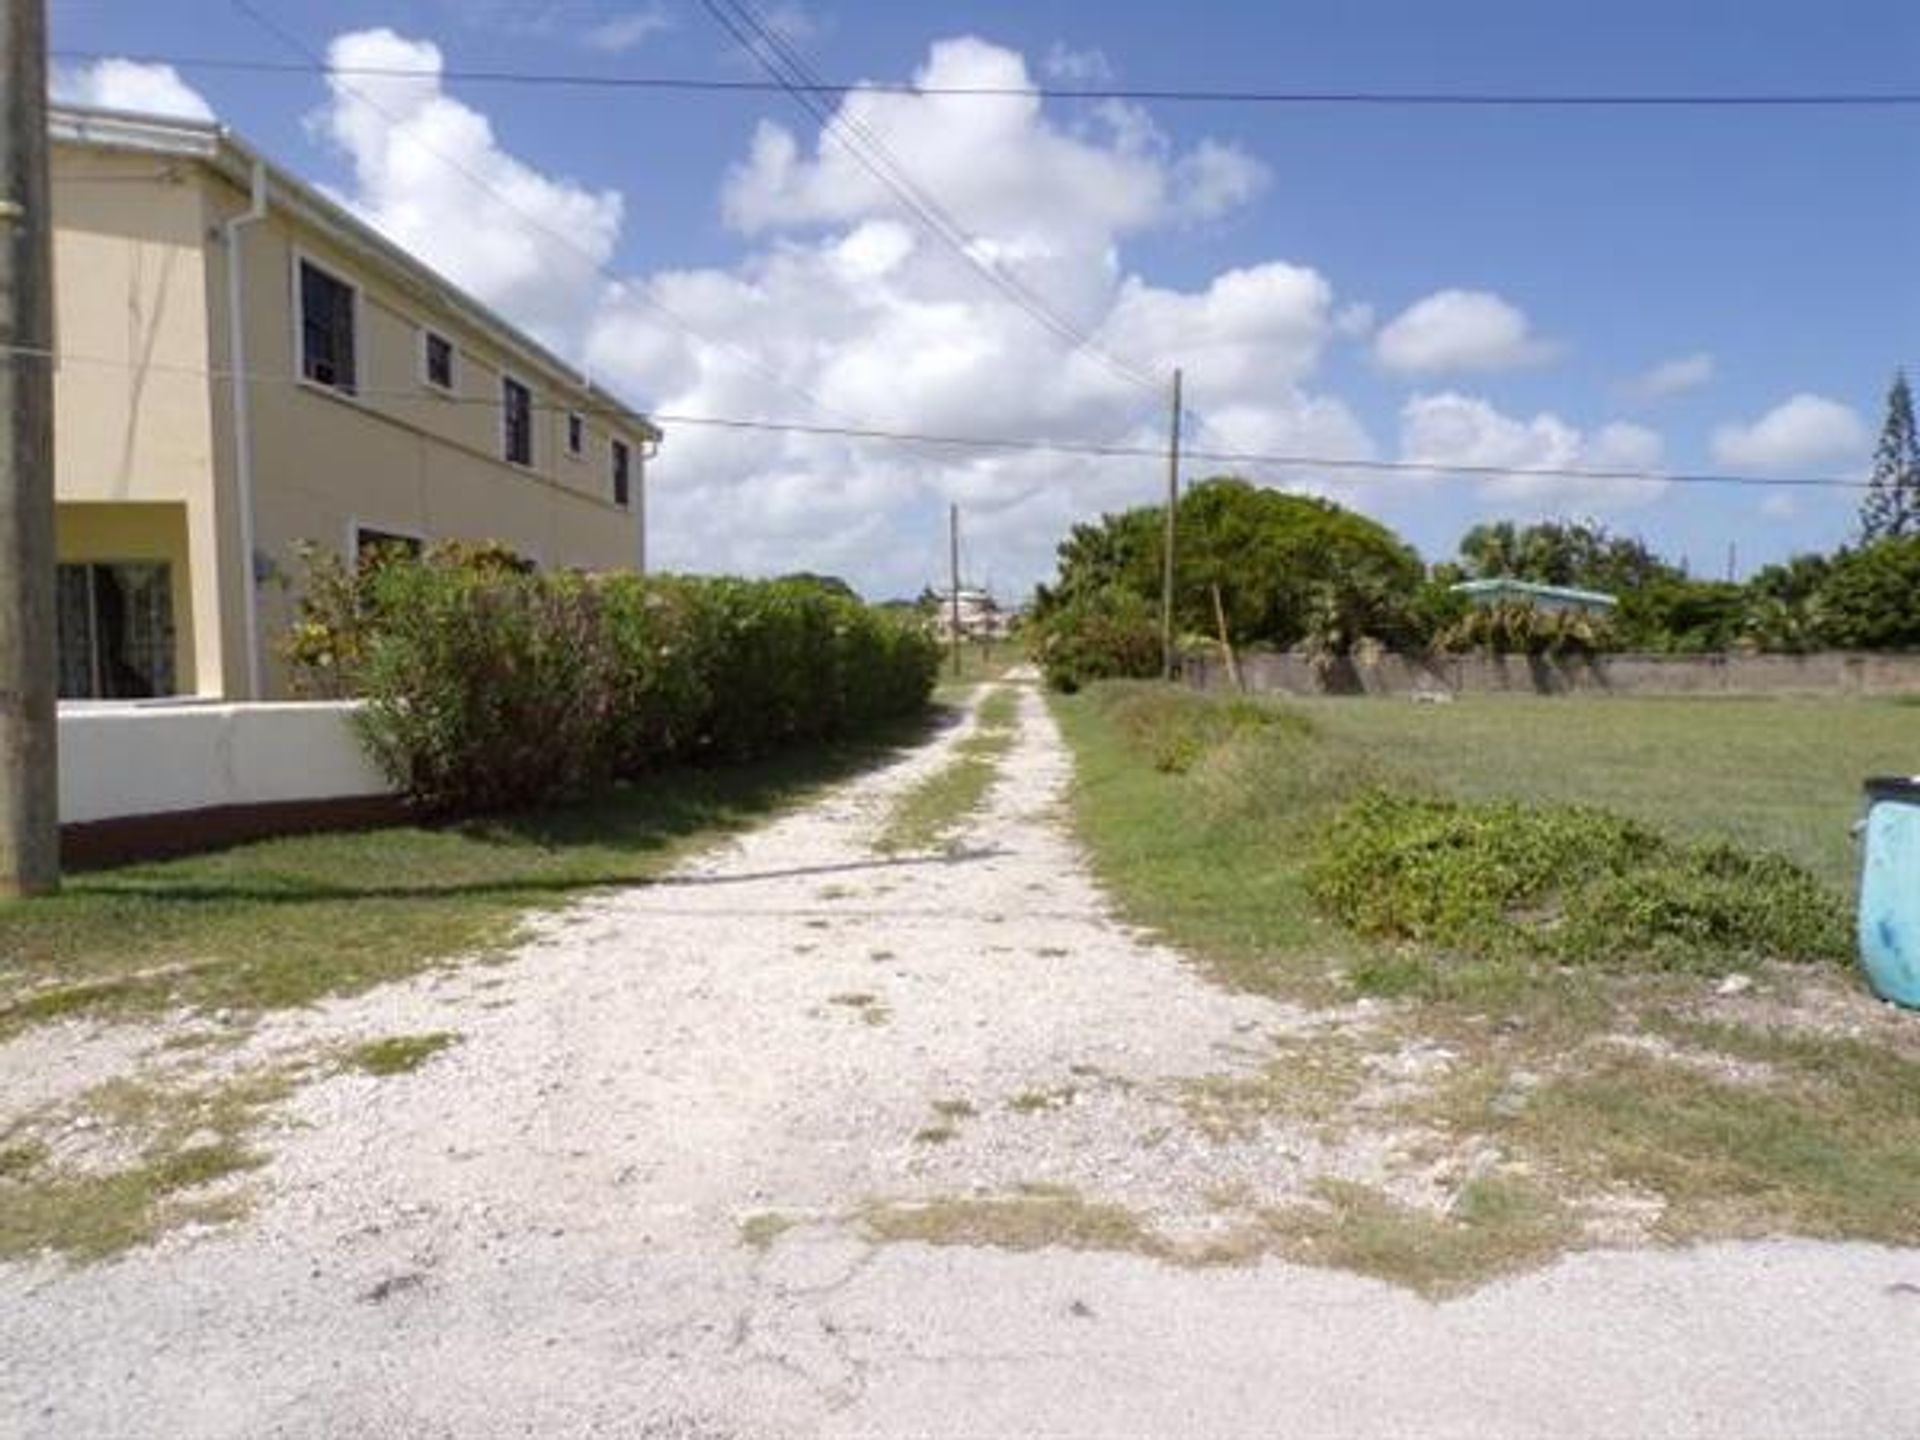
1160 367 1183 681
0 0 59 897
948 502 962 679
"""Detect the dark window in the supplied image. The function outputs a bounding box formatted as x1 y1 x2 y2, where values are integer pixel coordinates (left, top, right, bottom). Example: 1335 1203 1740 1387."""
502 376 533 465
354 528 424 569
56 562 175 699
567 411 585 456
611 439 631 508
299 259 356 393
423 331 454 390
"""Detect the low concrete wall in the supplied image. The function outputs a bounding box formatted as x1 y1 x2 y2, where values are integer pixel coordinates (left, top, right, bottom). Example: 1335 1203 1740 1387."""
1185 651 1920 698
57 700 400 866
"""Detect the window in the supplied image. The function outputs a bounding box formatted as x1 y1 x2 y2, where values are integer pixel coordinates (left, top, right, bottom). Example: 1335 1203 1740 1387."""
298 258 357 393
502 376 533 465
354 528 424 568
611 438 631 508
56 563 175 699
566 411 585 458
423 330 454 391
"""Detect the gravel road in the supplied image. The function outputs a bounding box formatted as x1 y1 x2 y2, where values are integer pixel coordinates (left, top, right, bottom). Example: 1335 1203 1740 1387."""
3 678 1917 1438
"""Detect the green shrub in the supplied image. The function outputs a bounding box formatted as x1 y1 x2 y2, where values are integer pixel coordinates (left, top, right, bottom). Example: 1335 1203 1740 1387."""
1308 790 1848 973
1030 586 1162 692
284 546 939 813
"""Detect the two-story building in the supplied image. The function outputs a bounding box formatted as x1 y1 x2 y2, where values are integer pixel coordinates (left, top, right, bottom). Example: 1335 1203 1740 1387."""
51 103 661 701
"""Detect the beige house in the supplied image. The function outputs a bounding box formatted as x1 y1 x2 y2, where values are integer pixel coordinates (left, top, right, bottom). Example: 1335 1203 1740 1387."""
50 104 661 701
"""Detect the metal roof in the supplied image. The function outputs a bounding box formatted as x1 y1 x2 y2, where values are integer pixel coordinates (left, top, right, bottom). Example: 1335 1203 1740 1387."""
1449 577 1619 608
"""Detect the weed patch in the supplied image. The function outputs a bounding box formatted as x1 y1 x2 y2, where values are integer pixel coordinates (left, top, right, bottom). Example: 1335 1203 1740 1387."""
861 1190 1158 1256
1309 791 1849 982
0 1067 296 1262
345 1031 459 1077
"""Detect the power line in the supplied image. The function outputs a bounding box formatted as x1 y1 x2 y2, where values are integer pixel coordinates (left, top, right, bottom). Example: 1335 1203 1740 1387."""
49 50 1920 109
697 0 1164 401
15 343 1873 491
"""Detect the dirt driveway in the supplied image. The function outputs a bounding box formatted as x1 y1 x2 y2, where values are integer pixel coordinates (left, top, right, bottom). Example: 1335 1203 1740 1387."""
3 679 1917 1437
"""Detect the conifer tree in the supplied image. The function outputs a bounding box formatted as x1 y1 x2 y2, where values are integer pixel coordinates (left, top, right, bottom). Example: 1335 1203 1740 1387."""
1860 371 1919 541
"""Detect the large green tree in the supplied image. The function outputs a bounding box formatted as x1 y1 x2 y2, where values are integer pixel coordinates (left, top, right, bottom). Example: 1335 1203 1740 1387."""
1455 519 1676 593
1860 371 1920 542
1033 476 1425 655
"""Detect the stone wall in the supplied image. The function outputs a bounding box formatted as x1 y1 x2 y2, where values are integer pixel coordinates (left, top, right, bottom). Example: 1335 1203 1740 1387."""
1184 650 1920 698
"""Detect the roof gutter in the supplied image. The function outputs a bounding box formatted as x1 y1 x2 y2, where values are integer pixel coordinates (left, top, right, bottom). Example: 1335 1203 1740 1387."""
221 155 268 699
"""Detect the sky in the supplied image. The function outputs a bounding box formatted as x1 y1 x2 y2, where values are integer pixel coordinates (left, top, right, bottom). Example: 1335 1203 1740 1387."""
49 0 1920 601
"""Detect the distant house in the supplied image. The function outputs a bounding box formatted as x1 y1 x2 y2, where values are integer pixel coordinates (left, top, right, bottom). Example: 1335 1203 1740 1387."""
1449 578 1618 616
50 104 662 701
930 587 1011 642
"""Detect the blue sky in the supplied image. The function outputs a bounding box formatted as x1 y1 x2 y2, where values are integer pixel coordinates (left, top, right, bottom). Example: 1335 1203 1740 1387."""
52 0 1920 597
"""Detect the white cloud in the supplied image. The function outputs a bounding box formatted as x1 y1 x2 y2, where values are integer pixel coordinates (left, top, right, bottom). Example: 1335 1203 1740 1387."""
314 29 1365 596
1710 393 1868 474
1399 393 1665 507
314 28 624 352
53 59 215 121
1374 289 1557 376
1044 43 1115 84
1625 351 1714 402
583 5 673 53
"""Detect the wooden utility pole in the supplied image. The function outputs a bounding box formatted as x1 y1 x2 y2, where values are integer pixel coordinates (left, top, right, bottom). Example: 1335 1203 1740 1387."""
0 0 59 897
1160 368 1183 681
948 502 962 678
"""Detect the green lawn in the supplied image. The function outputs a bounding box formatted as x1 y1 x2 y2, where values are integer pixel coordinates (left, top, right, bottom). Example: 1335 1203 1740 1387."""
1051 682 1920 1288
1297 695 1916 892
0 715 939 1038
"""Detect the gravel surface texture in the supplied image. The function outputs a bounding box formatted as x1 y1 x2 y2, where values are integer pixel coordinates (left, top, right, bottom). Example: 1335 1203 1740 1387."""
3 677 1917 1437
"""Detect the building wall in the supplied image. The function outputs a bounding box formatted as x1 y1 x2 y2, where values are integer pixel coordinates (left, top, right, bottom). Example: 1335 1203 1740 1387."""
49 148 230 695
201 164 652 694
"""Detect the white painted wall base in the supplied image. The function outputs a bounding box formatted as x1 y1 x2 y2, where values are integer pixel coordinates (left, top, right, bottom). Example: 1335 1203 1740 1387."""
58 700 393 826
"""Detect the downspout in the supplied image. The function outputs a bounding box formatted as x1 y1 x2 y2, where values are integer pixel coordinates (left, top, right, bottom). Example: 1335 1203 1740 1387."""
222 158 268 699
638 434 660 575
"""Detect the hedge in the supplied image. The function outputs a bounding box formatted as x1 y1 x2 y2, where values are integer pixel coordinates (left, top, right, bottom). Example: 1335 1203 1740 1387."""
284 544 940 813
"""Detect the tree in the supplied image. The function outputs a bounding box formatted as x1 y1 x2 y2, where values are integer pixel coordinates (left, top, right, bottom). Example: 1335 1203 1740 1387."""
1456 519 1675 593
1815 536 1920 649
1860 371 1920 542
1032 477 1425 656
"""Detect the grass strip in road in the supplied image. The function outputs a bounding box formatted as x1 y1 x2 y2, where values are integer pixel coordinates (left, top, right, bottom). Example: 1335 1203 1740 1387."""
0 714 938 1040
874 687 1020 854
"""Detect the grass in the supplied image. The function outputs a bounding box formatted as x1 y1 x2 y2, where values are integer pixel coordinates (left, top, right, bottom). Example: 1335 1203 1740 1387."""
874 686 1019 853
344 1031 460 1076
739 1211 801 1250
1260 1177 1580 1299
0 1067 296 1261
932 641 1025 702
1050 680 1920 1291
0 715 933 1039
861 1189 1158 1256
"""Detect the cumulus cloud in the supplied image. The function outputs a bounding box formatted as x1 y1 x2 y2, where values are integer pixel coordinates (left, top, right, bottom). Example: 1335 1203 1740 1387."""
1625 351 1715 402
1374 289 1557 376
1399 393 1665 506
313 29 1366 595
53 59 215 121
1044 43 1115 84
314 28 624 352
1710 394 1867 474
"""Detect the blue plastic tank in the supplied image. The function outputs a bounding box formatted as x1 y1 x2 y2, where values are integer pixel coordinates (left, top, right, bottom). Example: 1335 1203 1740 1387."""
1858 777 1920 1008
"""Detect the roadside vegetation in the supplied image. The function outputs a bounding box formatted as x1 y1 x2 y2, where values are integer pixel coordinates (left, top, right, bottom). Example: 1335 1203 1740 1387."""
1052 680 1920 1290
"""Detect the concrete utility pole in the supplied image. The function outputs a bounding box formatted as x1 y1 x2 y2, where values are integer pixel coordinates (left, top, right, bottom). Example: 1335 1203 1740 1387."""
0 0 59 896
1160 367 1183 681
948 502 962 679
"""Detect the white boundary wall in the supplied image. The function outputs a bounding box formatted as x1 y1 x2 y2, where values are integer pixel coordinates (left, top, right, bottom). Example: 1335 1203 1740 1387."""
59 701 393 825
